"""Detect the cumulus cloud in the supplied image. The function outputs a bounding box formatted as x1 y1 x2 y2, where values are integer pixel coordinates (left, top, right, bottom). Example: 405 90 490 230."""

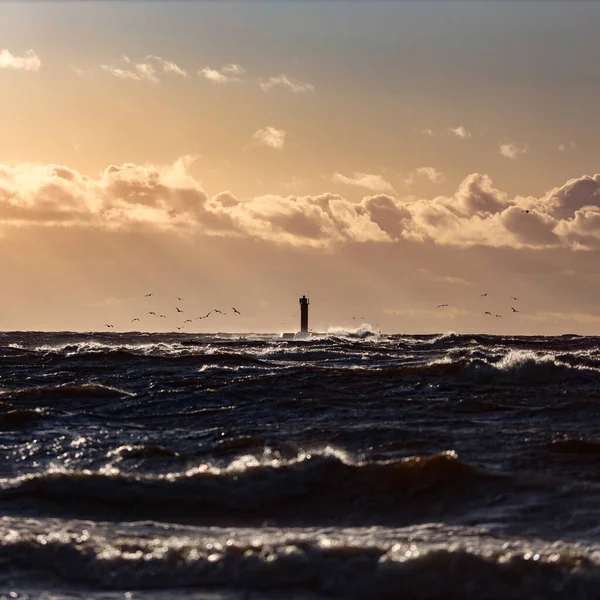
0 49 41 71
101 56 159 83
253 127 286 150
449 126 471 139
500 143 527 159
332 172 395 194
146 55 188 77
3 159 600 251
260 74 314 94
200 64 245 83
404 167 443 186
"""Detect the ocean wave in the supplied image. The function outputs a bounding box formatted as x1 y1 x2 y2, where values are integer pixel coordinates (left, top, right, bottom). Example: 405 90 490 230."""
397 349 600 384
4 382 135 401
2 527 599 599
0 450 499 522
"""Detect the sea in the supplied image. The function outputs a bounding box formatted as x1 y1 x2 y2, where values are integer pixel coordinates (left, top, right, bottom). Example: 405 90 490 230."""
2 328 600 599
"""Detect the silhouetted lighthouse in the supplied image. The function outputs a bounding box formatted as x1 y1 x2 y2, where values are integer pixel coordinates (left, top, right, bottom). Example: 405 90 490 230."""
299 295 309 333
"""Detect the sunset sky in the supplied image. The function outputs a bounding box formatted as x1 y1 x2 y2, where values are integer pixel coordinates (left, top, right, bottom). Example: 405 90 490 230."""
2 1 600 334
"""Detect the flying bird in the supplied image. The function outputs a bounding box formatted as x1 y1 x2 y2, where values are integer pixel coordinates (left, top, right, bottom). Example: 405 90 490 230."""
495 314 502 318
184 319 192 324
511 296 519 301
131 318 140 322
105 324 114 328
159 314 166 318
214 309 223 314
175 297 184 301
521 209 530 214
437 304 448 308
148 311 156 316
480 293 489 297
145 293 153 297
484 311 492 316
511 306 519 313
175 307 183 313
176 326 184 330
231 307 241 315
196 312 211 319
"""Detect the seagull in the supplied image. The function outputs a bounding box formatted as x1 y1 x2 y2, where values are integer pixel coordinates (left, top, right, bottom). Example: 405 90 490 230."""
511 296 519 301
214 309 223 314
176 326 183 330
159 314 166 318
521 209 530 214
131 318 140 322
175 307 183 313
145 293 153 297
231 307 241 315
148 311 156 316
105 324 114 328
437 304 448 308
495 314 502 318
480 293 489 297
511 306 519 313
175 297 184 301
484 311 492 316
184 319 192 324
195 312 211 319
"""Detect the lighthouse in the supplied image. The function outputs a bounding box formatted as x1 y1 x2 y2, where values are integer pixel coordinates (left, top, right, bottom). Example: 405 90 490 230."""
299 295 309 333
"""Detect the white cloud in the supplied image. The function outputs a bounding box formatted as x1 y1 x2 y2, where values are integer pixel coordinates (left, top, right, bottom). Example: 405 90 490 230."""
260 74 314 94
405 167 444 186
200 64 245 84
70 65 92 77
0 49 41 71
559 141 576 152
253 127 286 150
101 57 159 83
500 143 527 159
332 172 395 194
417 126 471 139
3 159 600 252
146 55 188 78
449 126 471 139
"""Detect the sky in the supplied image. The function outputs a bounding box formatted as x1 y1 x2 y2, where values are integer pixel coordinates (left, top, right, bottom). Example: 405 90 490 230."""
2 0 600 334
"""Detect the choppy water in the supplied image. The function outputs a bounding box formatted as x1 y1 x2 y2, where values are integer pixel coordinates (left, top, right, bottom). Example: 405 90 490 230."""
2 328 600 599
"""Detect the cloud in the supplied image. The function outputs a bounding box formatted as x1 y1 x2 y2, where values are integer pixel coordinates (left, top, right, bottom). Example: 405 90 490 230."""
0 49 41 71
70 65 92 77
146 55 188 78
253 127 286 150
3 159 600 251
449 126 471 139
500 143 527 159
259 74 314 94
332 172 395 194
101 57 159 83
559 141 576 152
417 268 472 286
416 126 471 139
404 167 444 186
200 64 245 84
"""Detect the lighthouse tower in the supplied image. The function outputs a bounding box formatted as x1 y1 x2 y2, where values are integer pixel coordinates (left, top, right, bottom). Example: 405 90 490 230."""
299 295 309 333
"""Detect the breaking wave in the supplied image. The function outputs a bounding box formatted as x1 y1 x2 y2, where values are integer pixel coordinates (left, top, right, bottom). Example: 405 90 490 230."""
0 450 501 524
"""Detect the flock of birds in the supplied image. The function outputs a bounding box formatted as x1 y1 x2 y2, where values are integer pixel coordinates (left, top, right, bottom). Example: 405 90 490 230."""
436 292 521 319
104 293 242 331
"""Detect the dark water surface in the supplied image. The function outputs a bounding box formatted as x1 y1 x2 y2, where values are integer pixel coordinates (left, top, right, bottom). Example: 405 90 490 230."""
2 329 600 599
